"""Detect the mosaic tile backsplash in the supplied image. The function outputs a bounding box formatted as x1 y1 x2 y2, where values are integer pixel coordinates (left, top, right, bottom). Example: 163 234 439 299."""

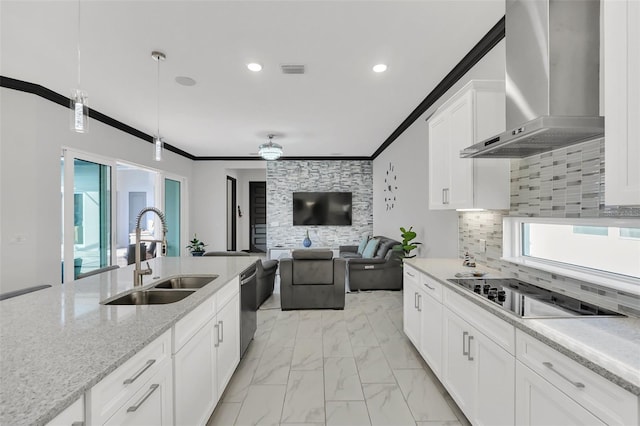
267 160 373 249
459 139 640 316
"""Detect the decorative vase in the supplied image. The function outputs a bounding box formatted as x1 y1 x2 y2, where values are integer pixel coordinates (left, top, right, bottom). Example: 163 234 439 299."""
192 251 204 257
303 231 312 248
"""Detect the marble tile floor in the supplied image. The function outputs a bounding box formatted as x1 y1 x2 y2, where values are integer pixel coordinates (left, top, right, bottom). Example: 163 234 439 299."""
207 290 470 426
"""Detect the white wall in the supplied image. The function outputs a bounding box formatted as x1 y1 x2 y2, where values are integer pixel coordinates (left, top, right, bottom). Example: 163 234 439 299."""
191 161 266 252
0 88 194 293
373 40 506 258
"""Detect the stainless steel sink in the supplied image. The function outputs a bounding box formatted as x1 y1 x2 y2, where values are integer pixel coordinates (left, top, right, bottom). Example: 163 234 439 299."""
104 290 195 305
152 275 218 289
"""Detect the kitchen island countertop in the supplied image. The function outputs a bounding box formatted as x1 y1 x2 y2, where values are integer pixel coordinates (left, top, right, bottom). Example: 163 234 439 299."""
0 256 257 426
405 258 640 396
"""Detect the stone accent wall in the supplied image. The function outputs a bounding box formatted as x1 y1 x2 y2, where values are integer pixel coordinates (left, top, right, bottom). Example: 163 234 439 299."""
267 160 373 249
459 139 640 316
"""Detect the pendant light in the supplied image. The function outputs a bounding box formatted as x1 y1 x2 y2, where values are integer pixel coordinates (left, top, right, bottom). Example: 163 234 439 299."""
152 51 166 161
258 134 283 160
71 0 89 133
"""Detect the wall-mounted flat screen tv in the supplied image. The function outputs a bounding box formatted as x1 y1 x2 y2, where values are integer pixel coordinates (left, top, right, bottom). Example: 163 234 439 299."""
293 192 352 226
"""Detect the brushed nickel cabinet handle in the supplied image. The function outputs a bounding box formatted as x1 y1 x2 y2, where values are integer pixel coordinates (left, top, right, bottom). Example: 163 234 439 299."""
462 331 469 356
219 320 224 343
214 323 220 347
123 359 155 385
543 362 585 389
467 335 474 361
127 384 159 413
423 282 436 290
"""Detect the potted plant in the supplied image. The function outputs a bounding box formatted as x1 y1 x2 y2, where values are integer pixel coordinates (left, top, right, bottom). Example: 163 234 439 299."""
186 234 207 256
393 226 422 261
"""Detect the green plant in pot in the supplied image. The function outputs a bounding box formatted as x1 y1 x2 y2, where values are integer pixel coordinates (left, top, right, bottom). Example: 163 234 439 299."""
186 234 207 256
393 226 422 261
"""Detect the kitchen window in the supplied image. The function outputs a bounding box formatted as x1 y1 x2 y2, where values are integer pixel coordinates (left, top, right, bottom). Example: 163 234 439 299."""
503 217 640 293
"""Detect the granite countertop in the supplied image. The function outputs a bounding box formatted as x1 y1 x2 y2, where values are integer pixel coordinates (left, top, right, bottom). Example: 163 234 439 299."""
0 256 257 426
405 258 640 396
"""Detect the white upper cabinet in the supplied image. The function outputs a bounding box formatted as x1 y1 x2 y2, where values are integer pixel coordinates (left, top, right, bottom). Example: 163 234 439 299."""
604 0 640 206
428 80 510 210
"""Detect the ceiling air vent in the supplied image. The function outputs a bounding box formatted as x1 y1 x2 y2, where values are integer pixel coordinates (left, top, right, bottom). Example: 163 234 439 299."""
281 64 306 75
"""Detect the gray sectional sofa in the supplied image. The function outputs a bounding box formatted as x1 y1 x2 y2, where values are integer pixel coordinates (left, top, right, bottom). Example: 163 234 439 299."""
339 236 404 291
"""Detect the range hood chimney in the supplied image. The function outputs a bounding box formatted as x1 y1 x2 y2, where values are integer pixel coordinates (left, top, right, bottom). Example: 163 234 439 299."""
461 0 603 159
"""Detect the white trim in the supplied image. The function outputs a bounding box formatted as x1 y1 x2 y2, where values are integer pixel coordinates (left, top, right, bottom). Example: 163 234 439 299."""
502 216 640 295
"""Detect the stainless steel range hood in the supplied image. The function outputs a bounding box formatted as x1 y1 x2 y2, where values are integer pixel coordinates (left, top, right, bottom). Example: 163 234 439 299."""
461 0 603 159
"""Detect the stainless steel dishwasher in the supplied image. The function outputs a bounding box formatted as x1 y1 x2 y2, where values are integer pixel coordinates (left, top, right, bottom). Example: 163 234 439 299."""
240 262 257 358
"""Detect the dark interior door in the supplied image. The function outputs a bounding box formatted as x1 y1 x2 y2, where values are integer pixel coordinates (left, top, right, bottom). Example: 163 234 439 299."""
249 181 267 253
227 176 237 251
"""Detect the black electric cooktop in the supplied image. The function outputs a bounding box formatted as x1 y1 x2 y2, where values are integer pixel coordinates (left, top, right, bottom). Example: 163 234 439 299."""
446 278 624 318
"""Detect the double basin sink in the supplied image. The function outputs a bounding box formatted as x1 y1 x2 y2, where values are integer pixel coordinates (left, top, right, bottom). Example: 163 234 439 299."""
103 275 218 306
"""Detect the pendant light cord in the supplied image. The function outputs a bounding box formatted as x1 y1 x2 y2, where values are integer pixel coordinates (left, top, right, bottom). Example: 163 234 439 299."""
77 0 81 89
157 54 160 138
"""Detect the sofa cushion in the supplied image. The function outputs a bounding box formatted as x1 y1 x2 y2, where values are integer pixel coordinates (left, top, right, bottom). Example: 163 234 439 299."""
362 238 380 258
357 236 369 254
292 249 333 260
375 238 400 258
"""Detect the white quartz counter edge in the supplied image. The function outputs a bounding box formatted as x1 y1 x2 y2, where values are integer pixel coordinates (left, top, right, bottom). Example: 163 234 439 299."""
405 258 640 396
0 256 258 426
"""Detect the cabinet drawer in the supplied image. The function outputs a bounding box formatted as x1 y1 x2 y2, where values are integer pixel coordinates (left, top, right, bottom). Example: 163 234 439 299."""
216 276 239 311
173 294 216 353
89 330 171 425
421 273 442 303
444 288 515 355
516 329 638 425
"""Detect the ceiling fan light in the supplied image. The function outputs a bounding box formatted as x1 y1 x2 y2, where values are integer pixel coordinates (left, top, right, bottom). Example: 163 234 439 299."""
258 141 283 160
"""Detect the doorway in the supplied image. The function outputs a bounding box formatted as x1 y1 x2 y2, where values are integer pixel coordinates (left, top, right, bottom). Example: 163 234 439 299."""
227 176 237 251
249 181 267 253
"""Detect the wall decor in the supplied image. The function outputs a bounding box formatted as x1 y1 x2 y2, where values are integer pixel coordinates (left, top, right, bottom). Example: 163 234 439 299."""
384 161 397 210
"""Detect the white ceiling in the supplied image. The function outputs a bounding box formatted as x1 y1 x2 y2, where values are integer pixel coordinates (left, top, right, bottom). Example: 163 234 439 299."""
1 0 504 158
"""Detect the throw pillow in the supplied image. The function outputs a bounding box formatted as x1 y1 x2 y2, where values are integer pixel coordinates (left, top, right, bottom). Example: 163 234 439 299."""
356 236 369 254
362 238 380 258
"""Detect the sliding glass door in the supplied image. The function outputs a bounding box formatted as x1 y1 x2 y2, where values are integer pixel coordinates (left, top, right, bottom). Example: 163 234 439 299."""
164 178 181 256
62 150 114 282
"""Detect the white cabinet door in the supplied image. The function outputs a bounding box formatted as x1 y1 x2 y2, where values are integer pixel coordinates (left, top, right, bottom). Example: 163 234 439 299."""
515 361 605 426
216 292 240 397
428 111 451 209
474 331 515 426
174 319 217 426
447 91 475 209
103 360 173 426
427 80 509 210
419 290 442 377
402 267 421 346
441 308 475 417
605 0 640 206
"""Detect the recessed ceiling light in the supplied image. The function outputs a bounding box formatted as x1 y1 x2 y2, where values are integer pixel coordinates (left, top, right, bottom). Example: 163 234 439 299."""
175 76 196 86
372 64 388 73
247 63 262 72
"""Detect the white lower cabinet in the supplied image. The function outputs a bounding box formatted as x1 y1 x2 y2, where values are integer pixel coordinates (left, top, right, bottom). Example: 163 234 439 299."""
516 329 638 426
88 330 172 426
173 277 240 426
515 361 604 426
216 292 240 397
419 287 442 377
174 318 218 426
402 267 421 346
442 307 514 426
103 360 173 426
